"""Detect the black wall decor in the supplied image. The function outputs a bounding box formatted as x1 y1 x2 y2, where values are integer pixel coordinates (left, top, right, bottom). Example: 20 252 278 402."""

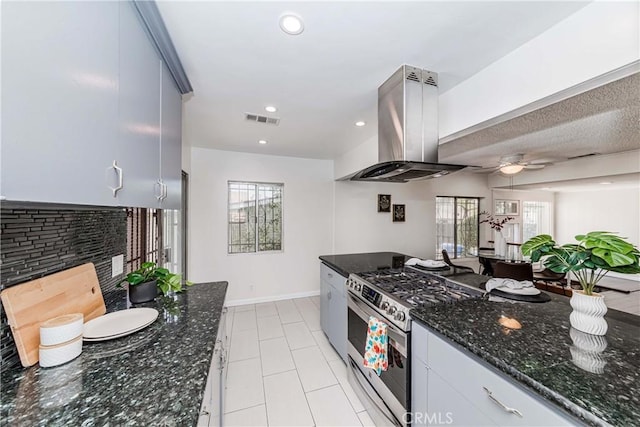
0 204 127 371
378 194 391 212
393 204 406 222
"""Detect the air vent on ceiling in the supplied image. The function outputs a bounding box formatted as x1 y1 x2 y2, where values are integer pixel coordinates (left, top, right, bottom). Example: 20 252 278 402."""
245 113 280 126
567 152 600 160
406 71 420 82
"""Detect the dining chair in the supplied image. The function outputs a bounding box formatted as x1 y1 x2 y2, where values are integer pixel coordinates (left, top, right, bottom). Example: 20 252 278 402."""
493 261 533 281
478 247 495 275
441 249 475 273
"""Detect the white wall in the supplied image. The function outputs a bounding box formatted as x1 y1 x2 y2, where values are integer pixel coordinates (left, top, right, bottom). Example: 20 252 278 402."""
555 186 640 281
440 0 640 137
555 187 639 247
334 135 377 180
189 148 333 304
333 170 492 260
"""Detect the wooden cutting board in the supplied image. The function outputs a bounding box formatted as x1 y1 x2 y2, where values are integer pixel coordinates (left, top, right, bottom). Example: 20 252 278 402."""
0 263 106 367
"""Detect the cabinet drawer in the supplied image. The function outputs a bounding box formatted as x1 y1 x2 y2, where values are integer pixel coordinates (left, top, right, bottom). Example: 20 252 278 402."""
320 263 347 295
427 331 573 426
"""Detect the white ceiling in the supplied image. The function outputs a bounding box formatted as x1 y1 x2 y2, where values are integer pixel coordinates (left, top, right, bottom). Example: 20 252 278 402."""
157 1 589 160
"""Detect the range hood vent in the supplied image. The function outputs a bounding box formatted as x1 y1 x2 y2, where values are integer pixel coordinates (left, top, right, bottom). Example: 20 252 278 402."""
345 65 465 183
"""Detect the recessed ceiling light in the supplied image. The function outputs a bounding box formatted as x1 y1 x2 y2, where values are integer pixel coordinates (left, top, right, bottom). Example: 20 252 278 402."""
265 106 277 113
355 121 366 127
258 140 268 145
599 181 612 185
279 13 304 35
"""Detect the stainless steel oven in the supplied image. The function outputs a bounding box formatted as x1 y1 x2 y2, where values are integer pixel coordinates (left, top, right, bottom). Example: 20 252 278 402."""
347 293 409 427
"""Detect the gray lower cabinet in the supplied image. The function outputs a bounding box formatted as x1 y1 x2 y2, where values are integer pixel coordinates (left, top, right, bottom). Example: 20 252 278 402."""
1 1 181 208
412 322 574 426
320 263 347 362
198 307 229 427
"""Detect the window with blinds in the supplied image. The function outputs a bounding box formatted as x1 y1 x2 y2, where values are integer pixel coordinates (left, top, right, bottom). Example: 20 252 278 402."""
125 208 163 273
228 182 283 254
436 197 479 259
522 201 551 241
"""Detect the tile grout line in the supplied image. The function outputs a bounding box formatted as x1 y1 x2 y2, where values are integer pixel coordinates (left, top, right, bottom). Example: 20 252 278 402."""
223 402 264 417
254 308 269 427
278 300 316 426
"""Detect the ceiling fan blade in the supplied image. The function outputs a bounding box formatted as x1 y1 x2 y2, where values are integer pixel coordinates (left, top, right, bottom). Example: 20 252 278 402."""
523 164 546 170
468 166 500 174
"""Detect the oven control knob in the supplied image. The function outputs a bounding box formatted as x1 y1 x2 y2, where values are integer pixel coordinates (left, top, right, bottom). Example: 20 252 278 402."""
380 301 390 310
355 284 362 291
387 305 397 315
394 311 405 321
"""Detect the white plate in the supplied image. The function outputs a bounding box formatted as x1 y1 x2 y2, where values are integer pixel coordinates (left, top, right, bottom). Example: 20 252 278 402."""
83 308 159 340
416 260 447 268
83 317 157 342
495 286 541 295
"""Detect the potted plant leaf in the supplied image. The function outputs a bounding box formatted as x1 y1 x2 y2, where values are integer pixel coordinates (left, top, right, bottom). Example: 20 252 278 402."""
521 231 640 335
118 262 192 304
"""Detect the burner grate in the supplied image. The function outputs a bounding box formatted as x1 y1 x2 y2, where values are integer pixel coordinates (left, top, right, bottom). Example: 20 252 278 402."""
356 268 480 307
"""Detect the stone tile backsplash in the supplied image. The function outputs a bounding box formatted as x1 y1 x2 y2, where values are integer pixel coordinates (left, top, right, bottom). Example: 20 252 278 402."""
0 204 127 371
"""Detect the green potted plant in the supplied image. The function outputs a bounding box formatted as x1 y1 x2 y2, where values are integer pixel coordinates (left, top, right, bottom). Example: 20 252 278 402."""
118 262 192 304
521 231 640 335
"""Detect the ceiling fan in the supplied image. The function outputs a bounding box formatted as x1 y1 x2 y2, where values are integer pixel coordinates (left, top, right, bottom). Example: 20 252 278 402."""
473 154 552 175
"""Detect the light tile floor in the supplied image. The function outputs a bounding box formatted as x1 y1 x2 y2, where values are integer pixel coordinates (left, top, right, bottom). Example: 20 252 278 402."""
224 296 374 427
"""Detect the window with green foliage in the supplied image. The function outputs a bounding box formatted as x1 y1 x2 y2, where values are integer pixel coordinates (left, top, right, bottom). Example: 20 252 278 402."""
435 197 479 259
228 182 283 254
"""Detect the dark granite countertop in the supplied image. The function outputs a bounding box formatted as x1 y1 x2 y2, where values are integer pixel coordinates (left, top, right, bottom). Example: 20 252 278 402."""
1 281 228 426
319 252 413 277
410 274 640 427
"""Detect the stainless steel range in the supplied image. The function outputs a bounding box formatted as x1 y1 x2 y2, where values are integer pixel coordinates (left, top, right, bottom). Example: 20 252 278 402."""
345 267 482 426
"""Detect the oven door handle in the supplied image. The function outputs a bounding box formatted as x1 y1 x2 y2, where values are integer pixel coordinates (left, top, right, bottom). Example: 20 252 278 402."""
348 357 402 427
348 293 405 337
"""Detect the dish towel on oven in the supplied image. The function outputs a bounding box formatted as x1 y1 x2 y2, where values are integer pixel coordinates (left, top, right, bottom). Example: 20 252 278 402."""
363 316 388 376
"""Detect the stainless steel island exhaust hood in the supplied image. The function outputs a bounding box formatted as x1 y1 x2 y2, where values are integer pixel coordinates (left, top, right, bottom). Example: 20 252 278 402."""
346 65 465 182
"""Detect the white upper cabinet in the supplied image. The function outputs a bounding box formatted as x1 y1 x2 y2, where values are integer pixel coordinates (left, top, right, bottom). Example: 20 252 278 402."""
1 1 184 208
160 63 182 210
117 1 162 208
1 1 120 206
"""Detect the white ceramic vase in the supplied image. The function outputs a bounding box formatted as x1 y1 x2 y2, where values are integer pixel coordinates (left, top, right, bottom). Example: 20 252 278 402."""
569 290 608 336
495 232 507 257
569 327 608 374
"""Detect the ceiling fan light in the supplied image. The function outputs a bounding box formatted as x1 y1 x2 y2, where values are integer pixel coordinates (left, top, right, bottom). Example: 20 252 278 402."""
499 164 525 175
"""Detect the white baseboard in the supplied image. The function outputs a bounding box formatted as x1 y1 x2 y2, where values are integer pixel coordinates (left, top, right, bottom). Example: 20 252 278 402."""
225 289 321 307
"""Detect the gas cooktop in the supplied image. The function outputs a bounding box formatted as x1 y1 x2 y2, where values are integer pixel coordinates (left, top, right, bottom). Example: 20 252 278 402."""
355 268 482 307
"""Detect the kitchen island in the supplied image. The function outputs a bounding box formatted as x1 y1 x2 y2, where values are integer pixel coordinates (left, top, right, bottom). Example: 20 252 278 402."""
0 281 228 426
411 279 640 426
321 252 638 426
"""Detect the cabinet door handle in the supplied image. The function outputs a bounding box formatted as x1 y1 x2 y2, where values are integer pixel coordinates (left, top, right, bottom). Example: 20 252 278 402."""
328 291 332 300
162 182 168 201
156 180 163 201
109 160 123 197
483 387 523 418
